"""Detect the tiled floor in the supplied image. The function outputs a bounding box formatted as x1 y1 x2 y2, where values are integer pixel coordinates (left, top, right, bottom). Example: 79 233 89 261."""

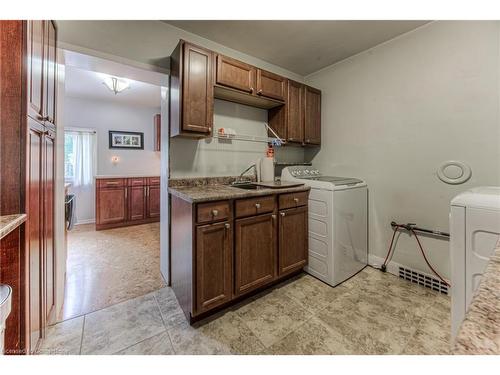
40 267 451 355
60 222 166 321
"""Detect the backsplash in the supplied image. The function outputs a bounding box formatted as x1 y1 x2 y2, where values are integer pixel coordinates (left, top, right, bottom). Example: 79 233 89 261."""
169 99 305 178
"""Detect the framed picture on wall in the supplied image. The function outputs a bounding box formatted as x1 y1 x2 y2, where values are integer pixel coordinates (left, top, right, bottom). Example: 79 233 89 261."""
109 131 144 150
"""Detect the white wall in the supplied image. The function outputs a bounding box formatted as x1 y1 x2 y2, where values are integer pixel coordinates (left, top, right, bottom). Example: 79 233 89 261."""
64 96 161 223
305 21 500 279
170 99 304 178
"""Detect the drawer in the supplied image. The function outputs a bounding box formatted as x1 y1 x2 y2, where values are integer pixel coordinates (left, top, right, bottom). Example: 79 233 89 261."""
279 191 309 209
128 177 146 186
148 177 160 185
235 195 275 218
197 201 231 224
98 178 125 188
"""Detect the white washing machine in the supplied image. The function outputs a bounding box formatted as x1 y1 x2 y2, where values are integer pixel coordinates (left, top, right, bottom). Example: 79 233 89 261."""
450 186 500 341
281 166 368 287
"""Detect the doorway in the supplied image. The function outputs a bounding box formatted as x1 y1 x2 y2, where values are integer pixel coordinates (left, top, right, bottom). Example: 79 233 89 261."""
58 49 169 321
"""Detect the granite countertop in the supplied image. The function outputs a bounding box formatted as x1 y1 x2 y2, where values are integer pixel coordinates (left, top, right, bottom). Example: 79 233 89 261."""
169 183 310 203
94 174 160 179
454 240 500 354
0 214 27 240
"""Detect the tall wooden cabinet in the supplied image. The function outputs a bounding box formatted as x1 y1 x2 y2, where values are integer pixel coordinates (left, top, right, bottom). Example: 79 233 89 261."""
24 20 58 353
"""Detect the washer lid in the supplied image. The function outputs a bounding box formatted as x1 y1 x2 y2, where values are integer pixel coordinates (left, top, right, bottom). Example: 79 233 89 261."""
308 176 364 186
451 186 500 209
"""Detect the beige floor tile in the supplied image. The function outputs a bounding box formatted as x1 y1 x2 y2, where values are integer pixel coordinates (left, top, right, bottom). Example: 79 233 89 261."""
275 274 352 315
38 316 84 355
403 329 451 355
168 321 232 355
154 287 188 330
196 311 266 354
235 290 313 348
265 316 363 355
81 293 165 355
115 331 174 355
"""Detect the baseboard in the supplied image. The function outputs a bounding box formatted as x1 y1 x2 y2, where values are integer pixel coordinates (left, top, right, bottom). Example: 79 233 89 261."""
75 218 95 225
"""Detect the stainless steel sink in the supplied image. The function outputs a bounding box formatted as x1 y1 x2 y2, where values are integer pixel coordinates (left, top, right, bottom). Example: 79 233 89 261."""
230 182 259 190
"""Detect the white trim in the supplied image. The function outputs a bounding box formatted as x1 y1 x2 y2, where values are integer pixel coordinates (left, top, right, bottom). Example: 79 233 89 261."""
75 218 96 225
65 127 97 134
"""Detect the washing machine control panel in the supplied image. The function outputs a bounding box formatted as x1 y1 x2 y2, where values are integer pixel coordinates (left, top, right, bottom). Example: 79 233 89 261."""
286 166 321 179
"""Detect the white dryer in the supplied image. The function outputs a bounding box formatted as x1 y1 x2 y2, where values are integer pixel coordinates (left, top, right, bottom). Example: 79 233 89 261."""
450 186 500 340
281 166 368 287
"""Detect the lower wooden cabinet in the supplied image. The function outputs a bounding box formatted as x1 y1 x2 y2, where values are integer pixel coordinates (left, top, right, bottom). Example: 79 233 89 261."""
278 206 308 276
234 213 277 296
195 221 233 314
171 189 309 322
147 185 160 218
95 177 160 230
128 186 146 221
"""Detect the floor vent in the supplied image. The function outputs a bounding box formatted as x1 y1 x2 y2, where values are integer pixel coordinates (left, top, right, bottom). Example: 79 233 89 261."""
398 267 449 295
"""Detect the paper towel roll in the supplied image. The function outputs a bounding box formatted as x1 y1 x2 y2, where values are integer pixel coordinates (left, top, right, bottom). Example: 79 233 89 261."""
261 157 274 182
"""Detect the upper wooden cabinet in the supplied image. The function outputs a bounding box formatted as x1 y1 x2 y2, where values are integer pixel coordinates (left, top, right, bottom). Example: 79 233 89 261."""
170 40 214 138
169 39 321 144
43 21 57 129
304 85 321 145
216 54 256 94
256 69 286 102
27 20 44 122
26 20 57 128
268 81 321 146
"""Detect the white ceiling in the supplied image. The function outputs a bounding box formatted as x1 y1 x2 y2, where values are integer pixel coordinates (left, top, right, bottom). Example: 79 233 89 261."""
65 66 161 108
165 20 430 76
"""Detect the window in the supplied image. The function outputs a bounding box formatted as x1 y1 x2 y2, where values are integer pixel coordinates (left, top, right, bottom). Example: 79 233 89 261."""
64 134 75 182
64 129 96 187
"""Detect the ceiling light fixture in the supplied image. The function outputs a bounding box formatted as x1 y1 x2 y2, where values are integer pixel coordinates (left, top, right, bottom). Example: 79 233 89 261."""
103 76 130 95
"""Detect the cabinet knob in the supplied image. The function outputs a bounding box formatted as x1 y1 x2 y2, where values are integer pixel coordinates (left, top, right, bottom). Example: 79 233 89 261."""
306 139 310 143
293 198 299 203
257 89 263 95
250 87 254 93
212 209 219 217
225 223 230 229
272 214 276 220
280 212 285 217
255 203 261 209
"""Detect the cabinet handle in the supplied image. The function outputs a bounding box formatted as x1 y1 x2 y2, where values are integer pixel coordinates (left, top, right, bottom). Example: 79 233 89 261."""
293 198 299 203
255 203 261 209
212 209 219 217
106 182 118 185
225 223 230 229
280 212 285 217
257 89 263 95
250 87 254 93
272 214 276 221
125 188 127 198
306 139 310 143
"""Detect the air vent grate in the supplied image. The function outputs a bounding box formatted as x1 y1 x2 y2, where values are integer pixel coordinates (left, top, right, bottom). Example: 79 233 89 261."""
398 267 449 295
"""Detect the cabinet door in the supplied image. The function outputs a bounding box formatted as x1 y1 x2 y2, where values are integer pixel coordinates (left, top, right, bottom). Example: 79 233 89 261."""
234 213 277 296
27 20 45 122
96 187 127 225
27 119 44 352
195 222 233 314
182 43 214 135
216 54 256 94
43 132 56 324
43 21 57 128
256 69 286 101
128 186 146 221
147 185 161 218
279 206 308 276
304 86 321 145
286 80 304 144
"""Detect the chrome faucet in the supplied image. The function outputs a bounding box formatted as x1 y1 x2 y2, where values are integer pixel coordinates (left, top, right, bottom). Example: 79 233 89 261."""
235 164 256 183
